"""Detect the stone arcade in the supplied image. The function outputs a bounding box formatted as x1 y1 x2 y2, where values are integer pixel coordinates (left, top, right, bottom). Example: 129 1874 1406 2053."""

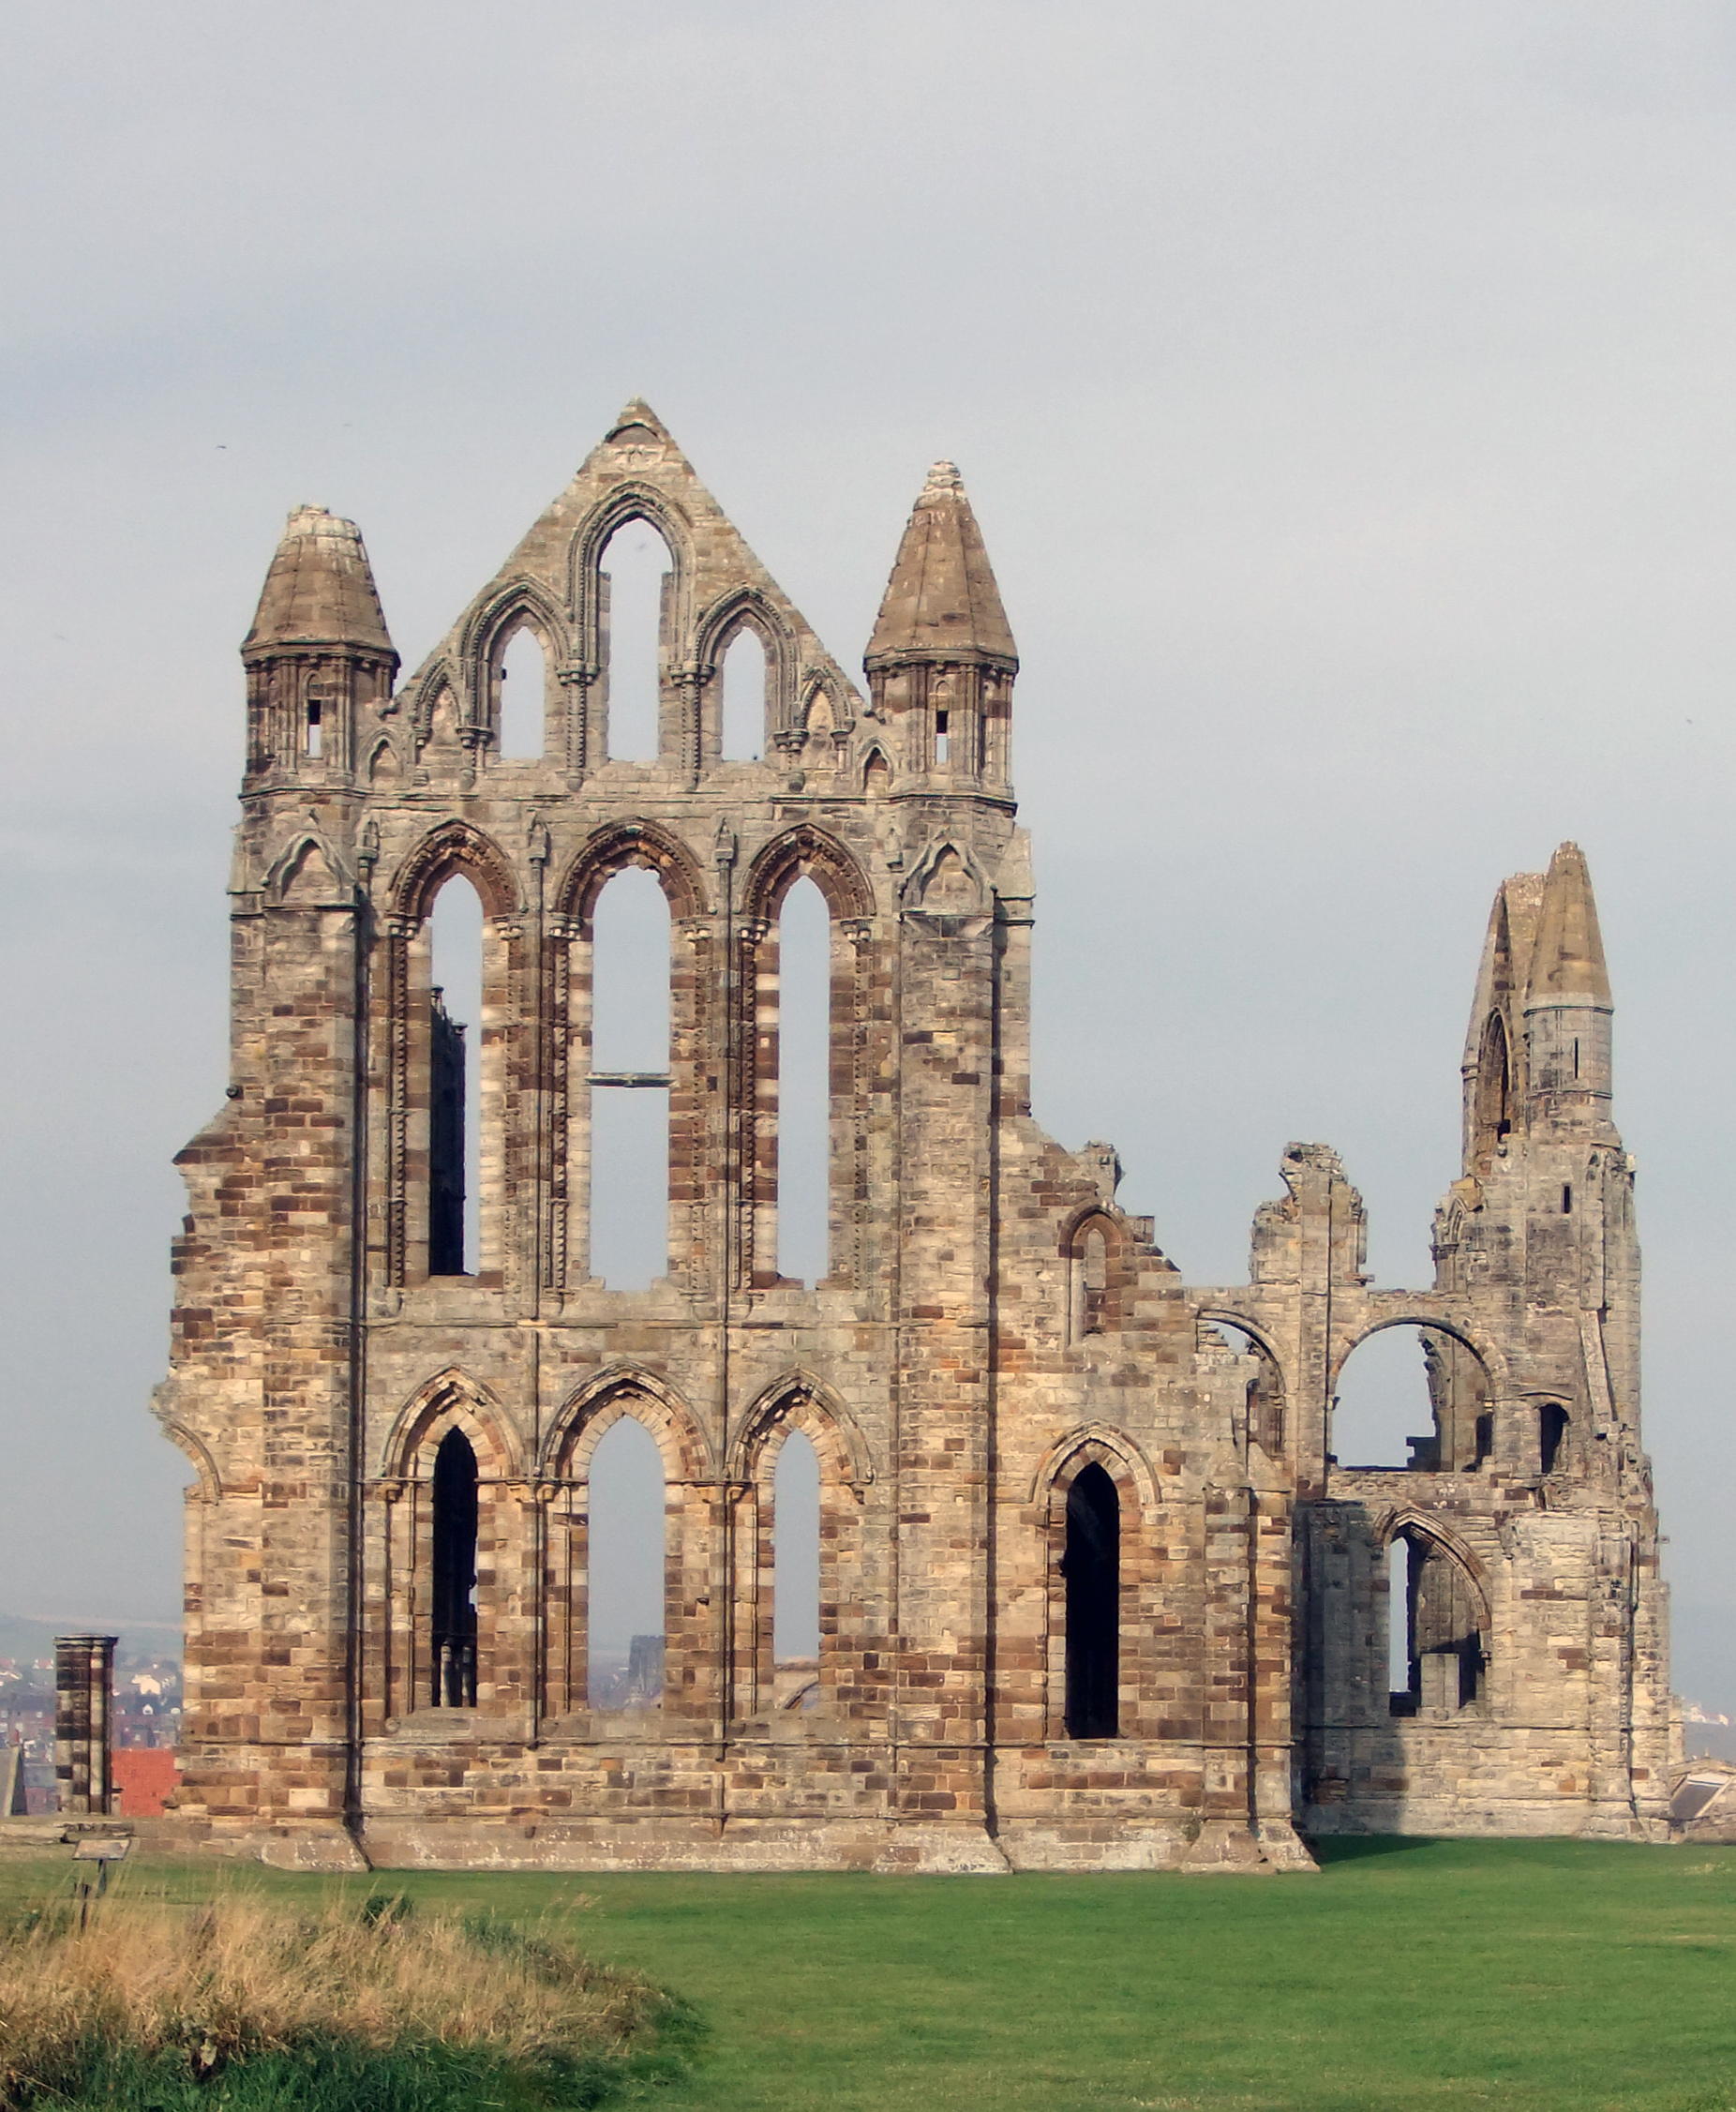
152 403 1670 1870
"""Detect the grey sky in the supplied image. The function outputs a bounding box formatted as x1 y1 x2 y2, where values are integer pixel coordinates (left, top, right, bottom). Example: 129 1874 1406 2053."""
4 5 1734 1697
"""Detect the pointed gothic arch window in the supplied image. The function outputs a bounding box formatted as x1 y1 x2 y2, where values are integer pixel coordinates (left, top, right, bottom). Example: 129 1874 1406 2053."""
1472 1011 1511 1174
586 1415 666 1709
430 1430 478 1707
1064 1463 1119 1738
1388 1525 1484 1715
1067 1213 1123 1341
775 877 831 1286
427 876 484 1275
721 626 766 761
589 869 671 1289
773 1429 820 1709
497 625 546 759
601 521 670 761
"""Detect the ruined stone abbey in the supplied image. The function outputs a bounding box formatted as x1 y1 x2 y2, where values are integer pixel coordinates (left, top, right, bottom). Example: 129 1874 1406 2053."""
152 402 1670 1869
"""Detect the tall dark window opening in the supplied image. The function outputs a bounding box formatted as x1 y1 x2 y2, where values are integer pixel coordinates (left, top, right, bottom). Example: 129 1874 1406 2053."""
431 1430 478 1707
1540 1402 1570 1475
428 991 467 1275
428 875 483 1274
1064 1463 1119 1738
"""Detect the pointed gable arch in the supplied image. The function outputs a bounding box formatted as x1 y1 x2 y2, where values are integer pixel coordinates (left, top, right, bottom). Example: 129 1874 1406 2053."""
696 584 798 724
160 1417 222 1504
727 1371 874 1490
743 823 874 923
390 818 520 924
409 665 461 750
555 818 708 931
461 575 572 737
462 573 571 671
364 733 401 787
264 820 354 906
540 1364 713 1486
1027 1421 1159 1512
378 1368 524 1481
1376 1507 1491 1623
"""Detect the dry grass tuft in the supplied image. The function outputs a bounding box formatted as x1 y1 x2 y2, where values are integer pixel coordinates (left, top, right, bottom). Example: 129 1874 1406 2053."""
0 1888 671 2108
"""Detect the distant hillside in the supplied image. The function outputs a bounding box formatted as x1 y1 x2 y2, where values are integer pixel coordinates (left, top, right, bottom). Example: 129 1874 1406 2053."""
0 1611 182 1669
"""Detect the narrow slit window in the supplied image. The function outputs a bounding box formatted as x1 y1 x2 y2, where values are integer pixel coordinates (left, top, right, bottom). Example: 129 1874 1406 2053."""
721 626 766 760
305 697 322 757
1473 1011 1510 1172
587 1415 666 1709
1082 1226 1108 1334
1063 1463 1119 1738
1563 1184 1573 1215
430 1430 478 1708
590 869 670 1289
601 522 669 761
776 877 831 1286
935 706 950 765
428 876 484 1275
773 1430 821 1711
498 626 546 759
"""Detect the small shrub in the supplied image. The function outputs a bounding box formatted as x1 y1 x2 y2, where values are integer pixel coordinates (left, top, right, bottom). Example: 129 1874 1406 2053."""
0 1889 692 2109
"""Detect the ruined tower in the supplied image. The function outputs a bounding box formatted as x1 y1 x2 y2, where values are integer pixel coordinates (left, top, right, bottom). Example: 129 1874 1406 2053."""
153 405 1669 1867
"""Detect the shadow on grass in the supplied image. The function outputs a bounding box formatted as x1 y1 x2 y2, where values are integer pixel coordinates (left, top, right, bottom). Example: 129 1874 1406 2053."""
1310 1834 1445 1865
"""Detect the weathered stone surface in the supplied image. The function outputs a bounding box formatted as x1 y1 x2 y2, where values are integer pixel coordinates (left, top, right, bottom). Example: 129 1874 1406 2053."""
151 404 1669 1869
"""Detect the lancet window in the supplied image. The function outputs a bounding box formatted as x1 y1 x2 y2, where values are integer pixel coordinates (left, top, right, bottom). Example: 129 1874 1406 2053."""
1064 1464 1119 1737
1388 1526 1485 1715
738 830 875 1293
382 825 521 1291
429 1430 479 1708
731 1386 868 1722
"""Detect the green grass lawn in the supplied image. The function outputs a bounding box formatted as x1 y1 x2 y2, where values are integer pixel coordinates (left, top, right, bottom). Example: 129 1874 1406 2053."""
5 1837 1734 2111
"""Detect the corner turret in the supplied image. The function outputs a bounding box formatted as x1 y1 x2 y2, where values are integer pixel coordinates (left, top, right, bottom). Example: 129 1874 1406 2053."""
864 462 1017 789
242 505 397 786
1523 841 1615 1137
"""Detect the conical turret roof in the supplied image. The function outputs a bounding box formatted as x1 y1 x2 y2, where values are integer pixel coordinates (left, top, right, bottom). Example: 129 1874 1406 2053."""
865 461 1017 669
1525 842 1611 1006
244 505 395 657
